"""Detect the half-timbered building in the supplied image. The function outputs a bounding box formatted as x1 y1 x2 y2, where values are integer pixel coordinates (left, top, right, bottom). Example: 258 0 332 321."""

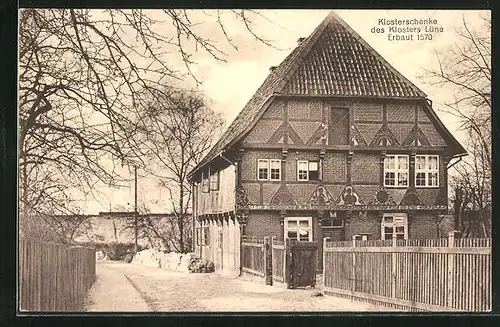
188 12 467 275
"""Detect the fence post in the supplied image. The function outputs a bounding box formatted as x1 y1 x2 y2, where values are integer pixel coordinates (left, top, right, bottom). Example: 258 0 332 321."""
391 233 397 300
285 238 292 288
352 235 357 294
322 237 330 289
264 236 272 285
447 231 457 308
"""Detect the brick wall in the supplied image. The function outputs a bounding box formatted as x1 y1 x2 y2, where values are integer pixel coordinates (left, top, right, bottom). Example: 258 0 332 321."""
409 213 439 239
240 150 281 181
409 212 453 239
353 102 383 121
351 153 379 184
262 100 285 119
386 102 415 122
243 119 282 144
322 152 346 183
288 99 322 121
244 210 282 239
345 211 381 240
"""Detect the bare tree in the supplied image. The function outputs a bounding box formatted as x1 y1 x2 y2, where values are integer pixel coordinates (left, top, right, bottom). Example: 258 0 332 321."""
18 9 270 241
421 14 491 237
138 89 224 253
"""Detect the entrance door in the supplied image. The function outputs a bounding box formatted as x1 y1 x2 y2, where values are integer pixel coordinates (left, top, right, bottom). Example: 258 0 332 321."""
288 241 318 288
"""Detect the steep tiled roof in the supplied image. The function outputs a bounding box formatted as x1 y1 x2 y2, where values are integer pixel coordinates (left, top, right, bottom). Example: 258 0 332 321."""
189 12 430 178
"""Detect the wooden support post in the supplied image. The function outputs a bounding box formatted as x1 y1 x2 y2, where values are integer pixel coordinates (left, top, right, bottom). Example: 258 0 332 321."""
264 236 273 285
392 233 397 300
447 231 456 308
285 238 292 288
352 235 357 294
323 237 330 289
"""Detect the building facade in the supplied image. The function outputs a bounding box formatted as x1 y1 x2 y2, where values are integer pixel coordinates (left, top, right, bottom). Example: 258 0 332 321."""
188 12 466 275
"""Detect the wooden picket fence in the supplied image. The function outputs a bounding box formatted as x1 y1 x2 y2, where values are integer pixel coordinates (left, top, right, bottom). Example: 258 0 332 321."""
323 233 491 312
19 237 96 312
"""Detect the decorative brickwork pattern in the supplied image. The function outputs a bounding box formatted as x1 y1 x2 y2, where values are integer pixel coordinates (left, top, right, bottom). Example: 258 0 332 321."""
417 106 431 123
289 121 322 144
288 184 318 205
416 188 441 206
288 99 322 121
419 124 446 146
386 103 416 122
243 119 282 144
322 152 347 183
270 185 297 205
308 185 335 205
351 153 379 184
241 183 261 205
387 123 413 144
352 185 380 205
387 188 407 205
353 103 383 121
324 184 346 202
356 123 383 144
402 124 431 146
262 101 285 119
262 184 281 204
370 124 399 146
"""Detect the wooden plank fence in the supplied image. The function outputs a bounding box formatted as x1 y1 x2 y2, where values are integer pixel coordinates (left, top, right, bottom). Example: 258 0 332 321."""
271 237 286 283
241 237 266 278
19 237 96 312
323 232 491 312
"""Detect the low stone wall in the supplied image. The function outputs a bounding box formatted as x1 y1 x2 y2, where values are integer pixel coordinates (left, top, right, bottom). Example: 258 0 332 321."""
131 249 195 272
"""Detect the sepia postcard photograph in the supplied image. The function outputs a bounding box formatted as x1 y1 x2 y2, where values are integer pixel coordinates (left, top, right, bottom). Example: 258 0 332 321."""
17 9 491 313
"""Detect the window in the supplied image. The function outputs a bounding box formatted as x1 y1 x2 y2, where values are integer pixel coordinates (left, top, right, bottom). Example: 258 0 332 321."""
297 160 319 181
321 218 344 228
258 159 269 180
415 155 439 187
196 228 201 246
202 172 210 193
257 159 281 181
201 227 210 245
381 213 408 240
285 217 313 242
210 171 220 191
384 155 408 187
270 159 281 181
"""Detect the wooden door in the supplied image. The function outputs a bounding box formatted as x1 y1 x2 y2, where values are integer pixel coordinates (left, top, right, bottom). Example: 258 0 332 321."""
288 241 318 288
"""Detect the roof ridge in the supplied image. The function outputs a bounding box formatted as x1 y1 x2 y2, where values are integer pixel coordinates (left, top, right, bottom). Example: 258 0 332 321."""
327 11 426 98
276 11 334 93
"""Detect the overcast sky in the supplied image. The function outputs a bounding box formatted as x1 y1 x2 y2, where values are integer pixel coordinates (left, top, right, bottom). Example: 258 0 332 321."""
79 9 490 214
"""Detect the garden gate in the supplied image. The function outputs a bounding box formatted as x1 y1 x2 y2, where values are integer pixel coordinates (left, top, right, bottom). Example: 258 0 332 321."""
287 241 318 288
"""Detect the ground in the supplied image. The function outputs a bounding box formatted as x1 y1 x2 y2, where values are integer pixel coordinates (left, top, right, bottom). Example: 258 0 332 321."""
84 261 398 312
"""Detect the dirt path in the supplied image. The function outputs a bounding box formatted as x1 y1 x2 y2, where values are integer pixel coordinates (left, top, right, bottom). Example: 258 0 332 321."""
86 261 398 312
83 261 152 312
